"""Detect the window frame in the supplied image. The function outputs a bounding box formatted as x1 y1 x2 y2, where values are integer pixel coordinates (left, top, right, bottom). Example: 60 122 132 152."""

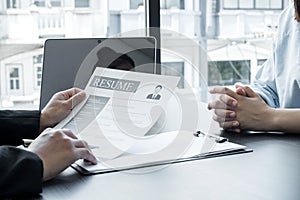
222 0 284 10
6 0 20 9
160 0 185 10
6 64 23 95
74 0 90 8
208 60 251 86
146 0 161 74
130 0 144 9
34 0 46 7
33 54 43 89
161 61 185 88
50 0 62 7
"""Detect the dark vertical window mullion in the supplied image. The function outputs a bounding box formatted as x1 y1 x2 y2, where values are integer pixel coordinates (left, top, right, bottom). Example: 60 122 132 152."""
147 0 161 74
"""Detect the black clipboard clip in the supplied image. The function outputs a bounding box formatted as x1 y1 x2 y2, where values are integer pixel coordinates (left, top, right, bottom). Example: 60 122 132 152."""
193 131 229 143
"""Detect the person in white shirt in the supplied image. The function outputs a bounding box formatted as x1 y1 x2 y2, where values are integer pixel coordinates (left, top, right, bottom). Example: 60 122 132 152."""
208 0 300 133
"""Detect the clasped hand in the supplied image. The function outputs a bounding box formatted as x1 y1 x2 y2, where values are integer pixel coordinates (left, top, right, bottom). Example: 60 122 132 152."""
207 84 275 132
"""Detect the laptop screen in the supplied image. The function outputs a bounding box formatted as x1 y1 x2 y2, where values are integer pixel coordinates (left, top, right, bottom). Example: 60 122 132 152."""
40 37 156 109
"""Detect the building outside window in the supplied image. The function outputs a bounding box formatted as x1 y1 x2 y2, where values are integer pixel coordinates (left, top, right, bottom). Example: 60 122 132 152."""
0 0 289 109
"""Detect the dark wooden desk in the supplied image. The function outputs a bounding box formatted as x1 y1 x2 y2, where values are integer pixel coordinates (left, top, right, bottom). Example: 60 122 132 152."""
27 132 300 200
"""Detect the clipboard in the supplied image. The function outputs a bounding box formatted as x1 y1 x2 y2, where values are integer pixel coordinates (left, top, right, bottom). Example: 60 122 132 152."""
71 130 252 175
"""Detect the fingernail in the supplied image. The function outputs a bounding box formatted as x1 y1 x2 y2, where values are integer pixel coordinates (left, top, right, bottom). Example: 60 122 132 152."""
230 112 235 118
93 159 98 165
232 121 239 127
231 101 237 107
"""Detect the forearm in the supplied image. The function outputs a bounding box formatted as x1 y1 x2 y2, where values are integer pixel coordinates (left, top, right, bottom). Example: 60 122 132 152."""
0 110 40 145
39 110 51 133
268 109 300 133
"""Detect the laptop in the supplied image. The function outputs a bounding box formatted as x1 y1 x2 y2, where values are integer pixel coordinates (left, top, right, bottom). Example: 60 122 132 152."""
40 37 157 109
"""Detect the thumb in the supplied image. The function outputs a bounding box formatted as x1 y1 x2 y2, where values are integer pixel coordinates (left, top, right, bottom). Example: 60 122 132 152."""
235 84 247 96
67 90 86 109
241 86 259 98
236 86 247 96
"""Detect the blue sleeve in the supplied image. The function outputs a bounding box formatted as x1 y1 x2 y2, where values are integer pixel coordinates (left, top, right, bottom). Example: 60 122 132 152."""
252 52 280 108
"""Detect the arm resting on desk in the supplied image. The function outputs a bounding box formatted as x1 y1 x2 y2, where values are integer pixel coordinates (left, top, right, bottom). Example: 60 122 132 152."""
0 110 40 146
232 87 300 133
209 86 300 133
268 109 300 133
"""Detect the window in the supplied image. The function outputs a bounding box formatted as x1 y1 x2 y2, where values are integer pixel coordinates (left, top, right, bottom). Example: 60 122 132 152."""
9 68 20 90
6 0 19 8
51 0 62 7
6 64 22 95
160 0 200 91
256 0 283 9
34 0 46 7
270 1 283 9
239 0 254 9
161 62 184 88
160 0 184 9
257 59 267 67
33 55 43 88
223 0 238 9
109 0 145 37
208 60 250 86
223 0 283 10
255 0 269 9
33 0 61 7
130 0 144 9
75 0 89 8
